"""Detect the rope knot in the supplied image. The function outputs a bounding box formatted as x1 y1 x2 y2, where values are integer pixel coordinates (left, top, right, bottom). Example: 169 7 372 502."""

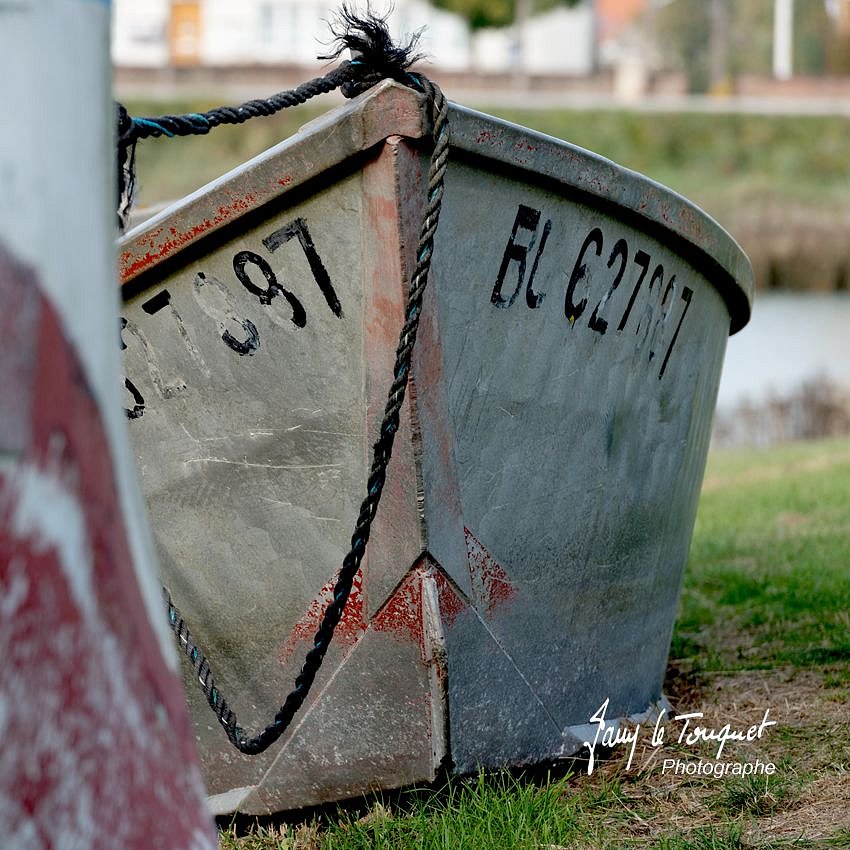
322 6 424 98
117 103 131 135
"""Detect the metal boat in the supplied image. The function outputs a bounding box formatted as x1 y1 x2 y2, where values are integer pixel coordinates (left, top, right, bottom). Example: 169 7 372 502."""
118 80 753 814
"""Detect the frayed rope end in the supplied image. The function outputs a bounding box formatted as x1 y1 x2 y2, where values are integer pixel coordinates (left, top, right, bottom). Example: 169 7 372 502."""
321 5 425 83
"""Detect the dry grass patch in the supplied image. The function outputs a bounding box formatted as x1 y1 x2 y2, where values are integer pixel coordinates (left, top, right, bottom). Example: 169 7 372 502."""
573 665 850 846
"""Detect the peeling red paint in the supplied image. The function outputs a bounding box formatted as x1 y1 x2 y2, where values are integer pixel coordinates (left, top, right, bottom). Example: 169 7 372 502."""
372 568 422 641
277 571 367 665
678 204 707 241
277 175 293 187
432 568 466 628
464 528 517 618
120 192 261 282
475 129 498 145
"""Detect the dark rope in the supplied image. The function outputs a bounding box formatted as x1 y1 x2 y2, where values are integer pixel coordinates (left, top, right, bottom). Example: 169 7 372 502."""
116 102 137 227
153 15 450 756
123 63 354 143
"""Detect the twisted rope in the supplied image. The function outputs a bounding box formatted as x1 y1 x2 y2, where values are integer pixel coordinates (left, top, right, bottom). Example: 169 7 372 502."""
151 26 450 756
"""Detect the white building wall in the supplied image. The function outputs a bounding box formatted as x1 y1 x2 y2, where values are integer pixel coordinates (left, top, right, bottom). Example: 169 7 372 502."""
112 0 170 67
201 0 470 69
199 0 318 65
112 0 594 74
471 4 595 76
112 0 470 69
522 5 595 75
392 0 471 71
471 27 514 73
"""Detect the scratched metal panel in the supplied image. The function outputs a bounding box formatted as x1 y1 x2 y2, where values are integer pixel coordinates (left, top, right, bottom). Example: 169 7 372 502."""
120 128 441 812
121 169 364 799
417 152 730 770
119 82 752 813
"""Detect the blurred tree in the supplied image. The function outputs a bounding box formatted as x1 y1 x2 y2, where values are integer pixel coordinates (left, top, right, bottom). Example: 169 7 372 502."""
431 0 582 31
730 0 773 77
795 0 831 73
656 0 835 92
709 0 730 92
655 0 711 93
827 0 850 73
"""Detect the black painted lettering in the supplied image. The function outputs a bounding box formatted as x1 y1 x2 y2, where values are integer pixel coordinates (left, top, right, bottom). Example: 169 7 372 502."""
233 250 306 328
634 264 665 345
120 317 146 418
222 320 260 355
124 377 145 419
618 249 651 331
647 277 676 364
492 204 544 309
141 289 171 315
588 238 628 335
120 315 186 398
142 287 209 377
565 227 603 326
263 218 341 318
193 271 260 356
659 286 693 378
526 218 551 308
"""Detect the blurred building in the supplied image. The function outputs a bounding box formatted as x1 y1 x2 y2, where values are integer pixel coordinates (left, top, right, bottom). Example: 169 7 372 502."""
596 0 647 65
114 0 468 70
112 0 600 75
595 0 652 97
113 0 171 67
470 4 596 76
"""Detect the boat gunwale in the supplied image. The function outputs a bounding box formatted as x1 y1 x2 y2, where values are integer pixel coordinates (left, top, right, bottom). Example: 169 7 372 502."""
118 79 753 333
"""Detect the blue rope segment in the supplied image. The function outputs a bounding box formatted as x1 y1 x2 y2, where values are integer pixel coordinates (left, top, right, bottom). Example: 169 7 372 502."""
133 117 174 137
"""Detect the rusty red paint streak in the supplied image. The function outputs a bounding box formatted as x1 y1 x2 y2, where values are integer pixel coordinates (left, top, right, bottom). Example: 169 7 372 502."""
372 569 422 641
431 568 466 628
278 175 293 187
678 204 707 241
464 527 517 618
277 571 367 665
119 193 261 282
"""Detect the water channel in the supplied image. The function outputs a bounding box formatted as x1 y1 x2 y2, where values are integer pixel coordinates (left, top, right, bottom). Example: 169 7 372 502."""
714 292 850 444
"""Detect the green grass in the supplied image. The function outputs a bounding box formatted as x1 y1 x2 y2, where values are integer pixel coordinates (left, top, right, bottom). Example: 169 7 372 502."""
674 438 850 672
714 773 793 818
219 436 850 849
219 773 633 850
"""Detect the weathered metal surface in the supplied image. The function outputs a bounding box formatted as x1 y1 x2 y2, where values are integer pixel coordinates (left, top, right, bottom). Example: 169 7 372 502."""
0 2 215 846
419 156 730 770
118 80 753 814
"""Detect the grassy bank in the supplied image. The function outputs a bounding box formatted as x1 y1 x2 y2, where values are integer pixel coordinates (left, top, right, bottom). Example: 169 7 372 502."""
123 99 850 291
219 436 850 849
